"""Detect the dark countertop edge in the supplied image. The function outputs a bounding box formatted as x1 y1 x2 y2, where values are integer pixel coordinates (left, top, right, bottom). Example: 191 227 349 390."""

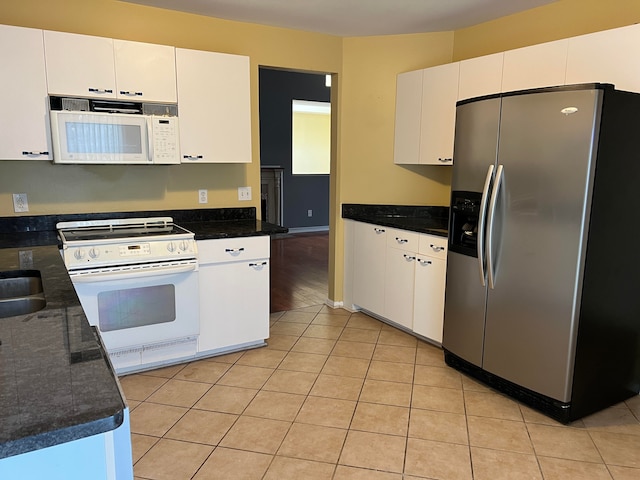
0 408 124 460
342 203 449 238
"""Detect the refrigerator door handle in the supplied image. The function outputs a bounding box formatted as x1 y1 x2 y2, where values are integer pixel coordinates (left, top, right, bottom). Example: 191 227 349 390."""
478 164 494 286
487 164 504 289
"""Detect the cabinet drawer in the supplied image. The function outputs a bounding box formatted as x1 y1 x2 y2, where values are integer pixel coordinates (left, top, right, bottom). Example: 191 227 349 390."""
387 227 420 252
419 234 447 259
198 236 269 264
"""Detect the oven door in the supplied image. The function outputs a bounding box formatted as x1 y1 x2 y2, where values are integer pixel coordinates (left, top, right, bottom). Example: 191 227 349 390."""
70 260 199 351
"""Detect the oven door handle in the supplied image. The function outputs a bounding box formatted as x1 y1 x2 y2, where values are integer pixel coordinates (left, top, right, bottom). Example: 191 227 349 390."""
70 263 197 283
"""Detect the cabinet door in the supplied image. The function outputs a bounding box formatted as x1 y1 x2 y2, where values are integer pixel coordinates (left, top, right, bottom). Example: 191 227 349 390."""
199 260 269 352
44 30 116 98
353 222 387 315
0 25 51 160
384 246 416 330
113 39 177 102
566 24 640 92
176 48 252 163
420 62 459 165
458 52 504 101
501 39 568 92
393 69 423 164
413 256 446 343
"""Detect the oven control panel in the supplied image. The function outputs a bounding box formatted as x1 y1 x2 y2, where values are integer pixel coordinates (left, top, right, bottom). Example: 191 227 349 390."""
62 238 197 269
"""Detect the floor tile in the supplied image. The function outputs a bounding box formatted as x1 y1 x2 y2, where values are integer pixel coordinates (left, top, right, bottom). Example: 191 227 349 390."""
206 350 245 364
129 402 187 437
145 378 211 408
302 324 344 340
263 456 335 480
192 447 272 480
119 374 167 401
464 390 523 421
278 310 317 324
236 347 287 368
404 437 472 479
339 430 406 473
527 423 602 462
270 321 309 336
193 384 258 414
278 351 328 373
331 340 376 360
312 313 350 327
582 405 640 436
377 329 418 347
467 416 533 454
359 378 412 407
413 364 462 389
409 408 468 444
140 363 186 379
164 409 237 445
372 344 416 364
608 465 640 480
295 395 357 429
309 374 364 401
265 334 299 351
291 336 337 354
367 360 414 383
134 438 213 480
351 402 409 436
339 327 380 344
537 456 613 480
345 315 384 331
321 355 370 378
471 446 542 480
319 306 351 316
333 465 402 479
415 344 445 366
217 364 274 389
219 415 291 454
411 384 465 413
244 390 306 421
131 433 158 464
278 422 347 463
173 360 230 383
262 369 318 395
590 430 640 468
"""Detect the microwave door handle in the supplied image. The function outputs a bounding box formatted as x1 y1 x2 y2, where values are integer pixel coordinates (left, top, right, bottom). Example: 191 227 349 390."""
70 263 197 283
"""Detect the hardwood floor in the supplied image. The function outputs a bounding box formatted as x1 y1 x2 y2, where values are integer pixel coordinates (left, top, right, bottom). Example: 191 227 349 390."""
269 231 328 312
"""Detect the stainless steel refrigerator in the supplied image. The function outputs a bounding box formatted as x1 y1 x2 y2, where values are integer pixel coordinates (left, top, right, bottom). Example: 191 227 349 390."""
442 83 640 423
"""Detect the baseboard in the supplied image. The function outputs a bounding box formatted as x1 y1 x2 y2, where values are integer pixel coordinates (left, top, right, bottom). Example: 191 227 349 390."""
287 226 329 234
324 299 343 309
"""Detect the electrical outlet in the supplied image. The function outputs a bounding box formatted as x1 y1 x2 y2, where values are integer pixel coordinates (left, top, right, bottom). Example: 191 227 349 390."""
12 193 29 213
308 209 313 217
198 189 208 204
238 186 252 201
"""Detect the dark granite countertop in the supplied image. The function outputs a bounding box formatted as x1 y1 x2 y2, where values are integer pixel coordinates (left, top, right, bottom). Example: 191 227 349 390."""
342 204 449 237
0 244 125 459
0 207 284 459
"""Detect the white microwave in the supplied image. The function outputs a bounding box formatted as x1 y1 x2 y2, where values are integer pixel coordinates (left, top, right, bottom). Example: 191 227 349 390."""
50 101 180 165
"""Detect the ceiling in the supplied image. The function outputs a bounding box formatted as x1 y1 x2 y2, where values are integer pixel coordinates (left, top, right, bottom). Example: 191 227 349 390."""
123 0 558 37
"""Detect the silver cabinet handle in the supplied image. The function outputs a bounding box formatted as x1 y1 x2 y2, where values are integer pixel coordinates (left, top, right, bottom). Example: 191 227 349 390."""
225 248 245 253
373 228 385 233
119 90 143 96
430 244 445 252
486 164 504 290
403 254 416 261
417 258 432 266
478 164 494 287
88 88 113 94
22 151 49 156
395 237 408 244
182 155 204 160
249 261 267 267
438 157 453 163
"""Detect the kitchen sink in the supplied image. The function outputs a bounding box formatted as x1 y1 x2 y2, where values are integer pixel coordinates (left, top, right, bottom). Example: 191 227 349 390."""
0 270 46 318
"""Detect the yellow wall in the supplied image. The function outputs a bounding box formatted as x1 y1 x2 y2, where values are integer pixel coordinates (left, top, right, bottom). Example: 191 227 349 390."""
3 0 640 305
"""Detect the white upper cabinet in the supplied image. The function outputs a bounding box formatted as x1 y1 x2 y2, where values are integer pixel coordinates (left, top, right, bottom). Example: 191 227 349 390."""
176 48 251 163
113 39 177 102
566 23 640 92
393 69 423 165
458 52 504 101
44 31 176 102
420 62 459 165
0 25 51 160
501 39 568 92
44 30 117 98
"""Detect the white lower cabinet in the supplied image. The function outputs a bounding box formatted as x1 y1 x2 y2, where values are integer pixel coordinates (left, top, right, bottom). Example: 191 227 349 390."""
346 220 447 343
197 236 270 353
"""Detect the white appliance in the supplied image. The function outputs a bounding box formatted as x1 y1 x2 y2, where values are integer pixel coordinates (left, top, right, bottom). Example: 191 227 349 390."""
57 217 199 374
49 96 180 165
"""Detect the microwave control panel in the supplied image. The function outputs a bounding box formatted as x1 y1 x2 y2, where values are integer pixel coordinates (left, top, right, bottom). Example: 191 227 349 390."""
151 116 180 164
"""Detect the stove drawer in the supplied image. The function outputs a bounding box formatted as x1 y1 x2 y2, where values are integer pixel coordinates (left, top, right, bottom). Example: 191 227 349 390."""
198 235 270 264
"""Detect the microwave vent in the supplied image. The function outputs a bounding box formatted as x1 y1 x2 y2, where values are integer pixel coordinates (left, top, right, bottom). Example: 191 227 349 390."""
61 97 90 112
143 103 178 117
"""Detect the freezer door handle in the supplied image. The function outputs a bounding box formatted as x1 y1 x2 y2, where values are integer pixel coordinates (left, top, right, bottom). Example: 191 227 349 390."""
478 164 494 286
486 164 504 289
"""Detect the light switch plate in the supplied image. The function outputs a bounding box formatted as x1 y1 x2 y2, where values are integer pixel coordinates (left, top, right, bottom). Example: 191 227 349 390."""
13 193 29 212
238 186 252 201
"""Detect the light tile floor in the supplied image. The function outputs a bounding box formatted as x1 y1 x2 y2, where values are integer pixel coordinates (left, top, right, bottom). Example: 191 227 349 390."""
121 305 640 480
